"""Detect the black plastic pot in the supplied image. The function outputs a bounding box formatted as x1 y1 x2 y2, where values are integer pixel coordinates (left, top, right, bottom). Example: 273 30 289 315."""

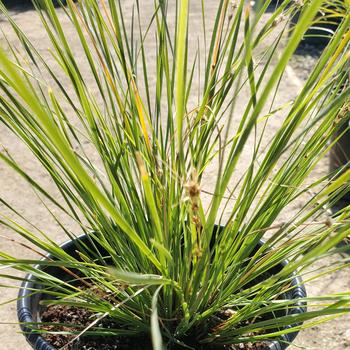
330 123 350 213
18 234 306 350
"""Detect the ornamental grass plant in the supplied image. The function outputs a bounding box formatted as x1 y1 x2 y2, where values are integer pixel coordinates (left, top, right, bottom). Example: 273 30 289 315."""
290 0 350 43
0 0 350 349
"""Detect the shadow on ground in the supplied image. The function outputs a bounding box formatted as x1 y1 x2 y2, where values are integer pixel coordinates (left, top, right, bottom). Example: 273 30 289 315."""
295 41 325 57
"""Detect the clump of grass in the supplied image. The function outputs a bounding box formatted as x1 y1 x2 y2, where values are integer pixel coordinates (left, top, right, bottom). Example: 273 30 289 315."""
0 0 349 349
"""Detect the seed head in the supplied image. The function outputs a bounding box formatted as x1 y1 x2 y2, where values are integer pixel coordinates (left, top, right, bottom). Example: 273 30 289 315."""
186 180 200 198
272 14 286 28
325 217 333 228
294 0 304 7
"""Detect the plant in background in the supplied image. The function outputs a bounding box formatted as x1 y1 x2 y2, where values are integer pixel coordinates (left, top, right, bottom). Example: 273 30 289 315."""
289 0 350 44
0 0 349 349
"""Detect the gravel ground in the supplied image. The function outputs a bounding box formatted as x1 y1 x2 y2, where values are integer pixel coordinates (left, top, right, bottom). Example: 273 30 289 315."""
0 2 349 350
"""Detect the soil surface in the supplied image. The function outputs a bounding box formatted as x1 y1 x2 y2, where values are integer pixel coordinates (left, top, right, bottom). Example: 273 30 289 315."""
41 305 152 350
40 304 268 350
0 1 350 350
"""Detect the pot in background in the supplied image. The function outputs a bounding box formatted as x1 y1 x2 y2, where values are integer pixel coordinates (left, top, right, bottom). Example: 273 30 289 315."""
290 2 346 47
330 71 350 214
267 1 346 47
330 123 350 213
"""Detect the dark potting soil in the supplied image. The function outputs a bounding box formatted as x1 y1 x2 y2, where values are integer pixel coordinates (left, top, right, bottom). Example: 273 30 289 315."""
41 304 152 350
40 304 269 350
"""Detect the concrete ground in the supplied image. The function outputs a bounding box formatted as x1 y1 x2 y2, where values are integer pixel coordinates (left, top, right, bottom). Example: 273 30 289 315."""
0 1 349 349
